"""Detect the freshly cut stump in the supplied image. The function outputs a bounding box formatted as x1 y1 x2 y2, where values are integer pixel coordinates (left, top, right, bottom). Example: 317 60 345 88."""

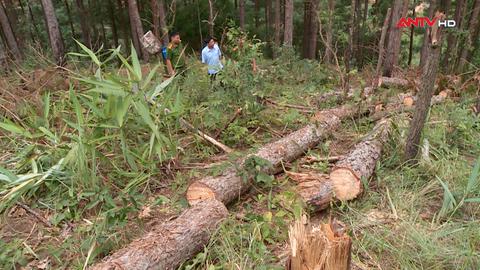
90 199 228 270
330 118 392 201
287 216 352 270
187 105 364 206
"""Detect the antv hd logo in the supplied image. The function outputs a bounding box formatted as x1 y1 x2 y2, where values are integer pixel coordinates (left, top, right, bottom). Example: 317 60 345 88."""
396 16 456 28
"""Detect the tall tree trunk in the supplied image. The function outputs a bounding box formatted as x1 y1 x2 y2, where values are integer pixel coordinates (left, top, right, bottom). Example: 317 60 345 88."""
108 0 119 48
405 12 445 161
383 0 408 77
344 0 357 91
408 1 416 66
41 0 65 64
117 0 130 51
307 0 318 59
26 0 40 44
283 0 293 46
265 0 272 49
352 0 361 64
419 0 436 69
0 1 21 60
374 8 392 87
128 0 149 61
207 0 215 36
75 0 92 48
3 0 19 44
323 0 334 63
273 0 281 53
158 0 168 45
64 0 77 41
359 0 368 66
443 0 465 71
302 0 312 58
239 0 245 30
151 0 160 38
254 0 259 28
457 0 480 73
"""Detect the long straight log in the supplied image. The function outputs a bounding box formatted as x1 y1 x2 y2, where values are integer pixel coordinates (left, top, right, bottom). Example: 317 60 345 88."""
330 118 391 201
91 199 228 270
187 105 366 206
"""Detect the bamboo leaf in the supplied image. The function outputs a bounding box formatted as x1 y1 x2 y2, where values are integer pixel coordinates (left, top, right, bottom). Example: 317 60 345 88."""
0 121 33 138
466 156 480 194
75 39 101 66
131 43 142 81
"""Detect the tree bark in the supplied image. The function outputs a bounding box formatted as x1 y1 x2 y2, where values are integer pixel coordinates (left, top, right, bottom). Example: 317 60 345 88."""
158 0 168 46
323 0 335 63
75 0 92 48
108 0 119 48
457 0 480 72
151 0 160 38
443 0 465 71
405 12 445 161
0 1 21 60
26 0 40 44
265 0 272 49
274 0 281 55
383 0 408 77
187 105 367 206
208 0 215 36
91 199 228 270
307 0 319 59
419 0 436 69
64 0 77 41
302 0 312 58
128 0 149 61
41 0 65 65
239 0 245 30
330 118 391 201
408 1 416 66
283 0 293 46
374 8 392 87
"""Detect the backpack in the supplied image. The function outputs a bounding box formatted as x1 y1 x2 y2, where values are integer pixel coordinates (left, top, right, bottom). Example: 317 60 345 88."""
161 46 168 61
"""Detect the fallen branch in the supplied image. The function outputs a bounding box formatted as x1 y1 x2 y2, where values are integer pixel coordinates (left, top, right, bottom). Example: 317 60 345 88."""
263 98 315 113
179 118 233 154
16 202 53 228
90 199 228 270
214 107 242 139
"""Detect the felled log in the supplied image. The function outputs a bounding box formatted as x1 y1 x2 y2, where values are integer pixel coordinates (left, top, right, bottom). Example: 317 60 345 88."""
90 199 228 270
330 118 392 201
378 76 411 88
287 216 351 270
187 105 366 206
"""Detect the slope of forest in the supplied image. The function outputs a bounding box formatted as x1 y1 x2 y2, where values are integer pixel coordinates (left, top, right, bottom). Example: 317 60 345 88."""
1 0 480 269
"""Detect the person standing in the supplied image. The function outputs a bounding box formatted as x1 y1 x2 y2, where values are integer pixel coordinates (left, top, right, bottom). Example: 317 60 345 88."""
201 36 223 81
165 31 186 76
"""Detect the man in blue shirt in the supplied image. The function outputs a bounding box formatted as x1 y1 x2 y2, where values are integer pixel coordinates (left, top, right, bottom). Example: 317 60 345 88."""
201 37 223 81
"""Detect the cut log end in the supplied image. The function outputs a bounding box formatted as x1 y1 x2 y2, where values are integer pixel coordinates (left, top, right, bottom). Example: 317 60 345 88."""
186 182 216 205
330 168 362 201
403 96 415 107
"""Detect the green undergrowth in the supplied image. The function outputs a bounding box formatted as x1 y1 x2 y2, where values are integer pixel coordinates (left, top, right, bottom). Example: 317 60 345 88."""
0 38 340 269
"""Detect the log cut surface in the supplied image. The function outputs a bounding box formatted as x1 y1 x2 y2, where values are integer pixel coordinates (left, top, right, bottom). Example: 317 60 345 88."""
91 199 228 270
330 118 392 201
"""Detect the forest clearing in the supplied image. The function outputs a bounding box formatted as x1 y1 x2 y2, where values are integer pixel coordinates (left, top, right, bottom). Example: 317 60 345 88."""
1 0 480 269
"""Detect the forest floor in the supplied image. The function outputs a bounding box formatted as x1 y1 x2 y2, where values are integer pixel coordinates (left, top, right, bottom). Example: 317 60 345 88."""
0 52 479 269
